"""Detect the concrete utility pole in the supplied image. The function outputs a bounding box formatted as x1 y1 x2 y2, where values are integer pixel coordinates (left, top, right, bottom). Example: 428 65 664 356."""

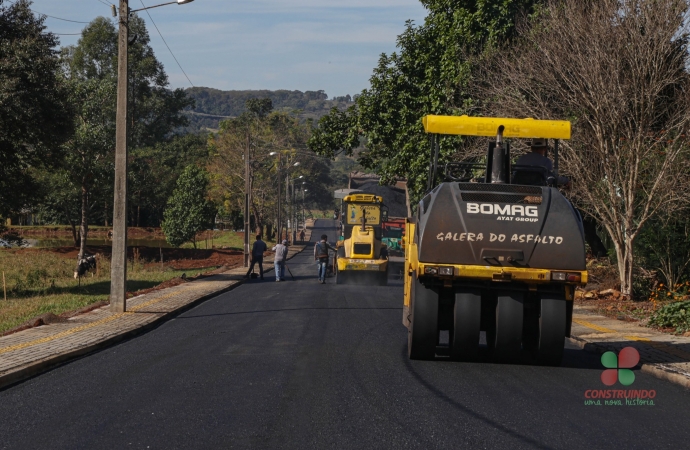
244 132 251 267
110 0 195 311
285 172 289 241
276 153 281 243
110 0 129 313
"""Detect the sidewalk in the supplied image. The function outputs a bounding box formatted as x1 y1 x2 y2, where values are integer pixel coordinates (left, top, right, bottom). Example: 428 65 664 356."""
570 305 690 388
0 242 310 390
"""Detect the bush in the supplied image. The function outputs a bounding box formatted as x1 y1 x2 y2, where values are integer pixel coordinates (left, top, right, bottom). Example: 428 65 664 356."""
649 300 690 333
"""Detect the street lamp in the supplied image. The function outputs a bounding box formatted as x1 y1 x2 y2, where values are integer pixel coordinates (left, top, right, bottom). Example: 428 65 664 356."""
270 153 300 242
284 162 300 241
110 0 194 313
289 175 303 243
269 152 283 244
302 187 308 232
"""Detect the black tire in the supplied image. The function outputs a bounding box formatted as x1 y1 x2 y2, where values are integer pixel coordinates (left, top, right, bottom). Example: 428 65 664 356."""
536 295 567 366
491 291 524 361
450 289 481 360
408 273 438 360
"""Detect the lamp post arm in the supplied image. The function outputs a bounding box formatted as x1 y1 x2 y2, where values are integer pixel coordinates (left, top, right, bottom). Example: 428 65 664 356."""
130 1 177 12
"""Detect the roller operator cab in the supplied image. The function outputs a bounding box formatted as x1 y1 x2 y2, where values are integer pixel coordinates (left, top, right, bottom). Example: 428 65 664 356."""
335 194 389 286
404 115 587 365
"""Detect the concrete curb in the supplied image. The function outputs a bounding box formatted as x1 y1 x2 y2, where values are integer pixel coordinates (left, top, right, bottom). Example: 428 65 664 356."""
0 244 310 391
567 336 690 390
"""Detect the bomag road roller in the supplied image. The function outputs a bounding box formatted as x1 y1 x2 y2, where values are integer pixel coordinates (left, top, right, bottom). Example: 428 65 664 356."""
404 115 587 365
335 193 389 286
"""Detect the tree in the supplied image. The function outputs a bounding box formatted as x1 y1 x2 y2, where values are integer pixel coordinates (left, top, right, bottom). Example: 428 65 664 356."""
129 133 209 227
61 15 193 149
40 14 195 256
207 100 315 238
308 0 540 201
63 78 116 268
478 0 690 296
0 0 72 216
162 165 215 248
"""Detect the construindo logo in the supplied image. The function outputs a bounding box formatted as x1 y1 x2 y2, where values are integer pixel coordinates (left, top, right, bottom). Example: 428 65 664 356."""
601 347 640 386
583 346 655 406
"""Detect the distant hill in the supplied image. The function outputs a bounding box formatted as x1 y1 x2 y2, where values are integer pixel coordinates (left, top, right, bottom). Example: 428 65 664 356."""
181 87 355 133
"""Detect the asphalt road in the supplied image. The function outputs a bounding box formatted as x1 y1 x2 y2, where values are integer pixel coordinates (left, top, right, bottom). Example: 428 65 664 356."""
1 219 689 449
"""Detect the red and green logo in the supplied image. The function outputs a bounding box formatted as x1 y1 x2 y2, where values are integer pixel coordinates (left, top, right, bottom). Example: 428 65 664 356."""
601 347 640 386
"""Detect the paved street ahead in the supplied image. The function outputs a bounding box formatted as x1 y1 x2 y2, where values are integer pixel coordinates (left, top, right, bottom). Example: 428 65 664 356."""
1 219 690 449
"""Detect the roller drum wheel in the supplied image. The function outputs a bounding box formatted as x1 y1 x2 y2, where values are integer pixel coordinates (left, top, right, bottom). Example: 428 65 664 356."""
451 289 481 360
537 295 567 366
408 273 438 360
491 292 524 361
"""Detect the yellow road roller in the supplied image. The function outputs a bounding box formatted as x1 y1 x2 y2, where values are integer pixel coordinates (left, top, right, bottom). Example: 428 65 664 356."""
404 115 587 365
335 193 388 286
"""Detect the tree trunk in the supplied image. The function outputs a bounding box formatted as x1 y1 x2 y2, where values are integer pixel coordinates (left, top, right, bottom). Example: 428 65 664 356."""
75 185 89 276
63 208 79 247
614 238 635 298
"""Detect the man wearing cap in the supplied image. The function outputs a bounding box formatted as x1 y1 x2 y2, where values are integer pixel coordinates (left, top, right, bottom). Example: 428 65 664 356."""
272 239 289 282
514 138 570 187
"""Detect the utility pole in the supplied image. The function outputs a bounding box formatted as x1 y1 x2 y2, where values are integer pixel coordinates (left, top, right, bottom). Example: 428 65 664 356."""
276 153 281 243
244 132 250 267
291 179 296 244
285 172 289 241
110 0 129 313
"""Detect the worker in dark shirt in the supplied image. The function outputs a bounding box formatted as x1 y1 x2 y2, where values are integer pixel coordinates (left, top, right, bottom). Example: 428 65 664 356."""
245 234 267 280
514 138 570 187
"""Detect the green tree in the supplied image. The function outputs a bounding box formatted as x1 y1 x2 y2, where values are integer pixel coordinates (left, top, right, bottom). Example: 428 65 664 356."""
61 15 193 148
0 0 72 216
308 0 539 201
162 165 215 248
207 99 322 239
129 133 209 227
64 78 116 266
35 14 196 251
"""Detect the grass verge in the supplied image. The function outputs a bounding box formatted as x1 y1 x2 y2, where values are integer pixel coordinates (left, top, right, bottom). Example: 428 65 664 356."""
0 249 214 334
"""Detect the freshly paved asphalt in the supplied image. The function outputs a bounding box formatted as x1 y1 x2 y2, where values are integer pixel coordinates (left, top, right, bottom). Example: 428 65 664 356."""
1 219 689 449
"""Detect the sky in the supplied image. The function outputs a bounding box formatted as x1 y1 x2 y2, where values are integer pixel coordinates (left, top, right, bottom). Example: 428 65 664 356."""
25 0 428 98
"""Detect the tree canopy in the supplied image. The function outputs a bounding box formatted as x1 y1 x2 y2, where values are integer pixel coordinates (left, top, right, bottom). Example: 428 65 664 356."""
308 0 539 201
0 0 72 216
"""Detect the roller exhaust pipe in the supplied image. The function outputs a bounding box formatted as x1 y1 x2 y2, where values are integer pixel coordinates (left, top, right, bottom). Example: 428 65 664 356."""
491 125 508 184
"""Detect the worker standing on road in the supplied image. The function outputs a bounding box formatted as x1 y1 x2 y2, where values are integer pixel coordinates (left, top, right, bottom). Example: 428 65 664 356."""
299 229 305 243
272 239 288 282
314 234 335 284
245 235 267 280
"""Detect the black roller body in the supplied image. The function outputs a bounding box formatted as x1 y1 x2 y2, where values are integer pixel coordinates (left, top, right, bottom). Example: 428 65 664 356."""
416 182 586 271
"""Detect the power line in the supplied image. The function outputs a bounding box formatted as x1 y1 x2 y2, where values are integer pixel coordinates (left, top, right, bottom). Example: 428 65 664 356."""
95 0 115 6
6 0 91 23
138 0 194 87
